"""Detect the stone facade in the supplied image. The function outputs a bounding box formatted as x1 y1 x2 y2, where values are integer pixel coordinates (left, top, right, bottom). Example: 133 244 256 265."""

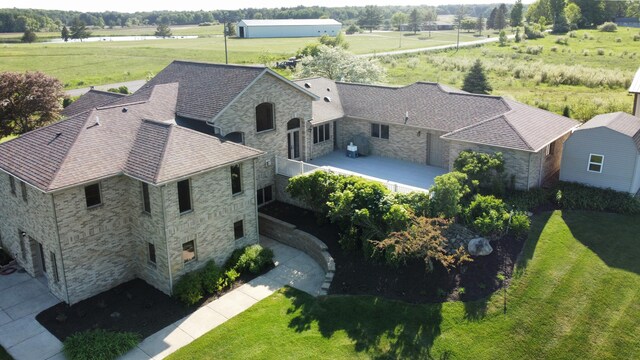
308 121 335 160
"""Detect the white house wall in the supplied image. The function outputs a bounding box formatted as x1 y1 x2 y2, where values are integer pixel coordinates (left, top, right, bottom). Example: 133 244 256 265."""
239 25 342 38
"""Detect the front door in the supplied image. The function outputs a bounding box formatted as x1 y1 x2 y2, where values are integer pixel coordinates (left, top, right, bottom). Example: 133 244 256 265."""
287 118 301 160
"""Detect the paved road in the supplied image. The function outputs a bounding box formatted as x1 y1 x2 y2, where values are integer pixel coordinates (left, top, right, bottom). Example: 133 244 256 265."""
359 33 515 57
65 79 147 97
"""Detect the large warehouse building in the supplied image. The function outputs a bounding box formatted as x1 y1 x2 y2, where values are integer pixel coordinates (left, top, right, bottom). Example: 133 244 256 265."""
236 19 343 38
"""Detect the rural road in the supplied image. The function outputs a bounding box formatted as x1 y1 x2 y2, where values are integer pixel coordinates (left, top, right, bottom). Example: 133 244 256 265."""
65 79 147 97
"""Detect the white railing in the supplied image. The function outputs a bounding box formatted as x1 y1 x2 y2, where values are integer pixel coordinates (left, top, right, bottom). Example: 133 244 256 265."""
275 156 428 194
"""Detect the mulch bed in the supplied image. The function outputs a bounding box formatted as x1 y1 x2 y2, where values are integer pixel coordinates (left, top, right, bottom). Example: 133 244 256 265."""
37 270 266 341
260 201 526 304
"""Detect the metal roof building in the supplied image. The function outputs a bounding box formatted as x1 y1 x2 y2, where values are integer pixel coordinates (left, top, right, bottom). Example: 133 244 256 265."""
236 19 342 38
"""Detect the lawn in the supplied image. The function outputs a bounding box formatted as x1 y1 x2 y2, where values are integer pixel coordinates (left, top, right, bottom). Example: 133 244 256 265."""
382 28 640 121
167 211 640 360
0 29 476 89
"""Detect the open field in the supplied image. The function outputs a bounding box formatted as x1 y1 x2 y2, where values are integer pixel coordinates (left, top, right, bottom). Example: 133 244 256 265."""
381 28 640 121
167 211 640 359
0 28 478 88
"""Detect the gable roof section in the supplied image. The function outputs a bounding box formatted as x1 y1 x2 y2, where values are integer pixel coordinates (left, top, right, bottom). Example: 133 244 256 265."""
61 89 125 118
578 112 640 150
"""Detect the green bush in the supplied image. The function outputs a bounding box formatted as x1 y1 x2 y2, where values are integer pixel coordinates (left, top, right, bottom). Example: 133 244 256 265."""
173 272 204 306
228 245 274 274
555 36 568 45
430 172 470 219
634 34 640 41
63 329 141 360
286 171 343 217
200 261 224 294
509 212 531 238
345 24 361 35
553 182 640 214
526 45 544 55
524 25 545 39
453 150 506 194
598 22 617 32
503 188 550 211
464 194 510 236
393 191 431 217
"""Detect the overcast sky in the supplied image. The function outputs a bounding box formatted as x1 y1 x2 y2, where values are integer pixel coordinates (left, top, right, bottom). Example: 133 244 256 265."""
3 1 527 13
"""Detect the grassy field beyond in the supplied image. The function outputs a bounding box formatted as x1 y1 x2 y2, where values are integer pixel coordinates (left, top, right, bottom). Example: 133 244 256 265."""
167 211 640 360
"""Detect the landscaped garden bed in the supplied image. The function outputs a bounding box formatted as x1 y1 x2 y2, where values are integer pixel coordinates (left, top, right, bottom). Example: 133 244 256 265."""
260 201 525 303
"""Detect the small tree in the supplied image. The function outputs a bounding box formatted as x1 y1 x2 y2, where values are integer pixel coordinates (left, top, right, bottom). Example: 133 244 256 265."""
296 45 385 84
498 29 508 45
462 59 493 95
155 23 172 37
461 18 477 32
391 12 408 31
487 7 497 29
514 27 521 42
409 9 422 34
21 29 37 43
430 171 470 219
565 3 582 28
476 15 484 35
69 17 91 41
61 25 70 42
511 0 524 27
0 71 64 136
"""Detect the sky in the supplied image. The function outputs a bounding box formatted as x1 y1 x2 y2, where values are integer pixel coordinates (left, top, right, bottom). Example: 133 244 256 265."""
2 0 527 13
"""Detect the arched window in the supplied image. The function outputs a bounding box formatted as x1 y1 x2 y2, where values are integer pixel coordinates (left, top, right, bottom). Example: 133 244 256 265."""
287 118 300 130
224 131 244 145
256 103 274 132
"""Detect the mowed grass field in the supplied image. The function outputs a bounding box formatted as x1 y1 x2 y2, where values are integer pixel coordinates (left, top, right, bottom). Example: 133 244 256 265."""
382 28 640 121
167 211 640 360
0 27 478 88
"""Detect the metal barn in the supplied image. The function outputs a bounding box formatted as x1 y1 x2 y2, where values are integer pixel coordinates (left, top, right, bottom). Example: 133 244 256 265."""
236 19 342 38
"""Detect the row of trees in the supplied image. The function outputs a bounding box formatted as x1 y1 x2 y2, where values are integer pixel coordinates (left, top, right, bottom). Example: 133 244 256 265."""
527 0 638 30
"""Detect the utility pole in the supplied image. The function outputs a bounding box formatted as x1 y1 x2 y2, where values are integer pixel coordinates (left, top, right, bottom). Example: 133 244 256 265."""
224 23 229 65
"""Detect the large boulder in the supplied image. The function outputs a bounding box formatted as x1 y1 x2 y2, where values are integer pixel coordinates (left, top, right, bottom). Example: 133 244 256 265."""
467 237 493 256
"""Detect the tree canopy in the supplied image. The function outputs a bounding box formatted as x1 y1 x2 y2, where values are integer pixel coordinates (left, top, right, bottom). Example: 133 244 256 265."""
155 23 172 37
0 71 64 136
358 5 383 32
69 17 90 40
390 12 408 31
510 0 524 27
296 45 385 84
461 59 492 95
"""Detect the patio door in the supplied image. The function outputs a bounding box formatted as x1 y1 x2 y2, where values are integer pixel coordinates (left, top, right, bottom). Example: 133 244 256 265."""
287 118 301 160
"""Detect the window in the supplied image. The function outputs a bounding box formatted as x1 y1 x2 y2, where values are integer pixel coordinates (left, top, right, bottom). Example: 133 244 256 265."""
9 176 15 196
256 103 274 132
182 240 196 263
234 220 244 240
231 164 242 195
148 243 156 265
20 181 27 202
141 182 151 214
545 142 556 157
84 183 101 208
371 123 389 139
313 123 331 144
257 185 273 206
50 251 59 283
177 179 192 213
287 118 300 130
38 242 46 273
587 154 604 173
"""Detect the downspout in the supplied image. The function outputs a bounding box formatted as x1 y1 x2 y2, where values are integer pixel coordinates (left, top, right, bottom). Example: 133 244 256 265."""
253 158 260 242
50 194 71 304
538 150 544 187
161 185 173 294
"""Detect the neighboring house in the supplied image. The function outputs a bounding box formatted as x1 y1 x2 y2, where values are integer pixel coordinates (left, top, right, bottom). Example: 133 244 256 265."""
0 60 578 304
560 112 640 194
236 19 342 38
295 78 579 190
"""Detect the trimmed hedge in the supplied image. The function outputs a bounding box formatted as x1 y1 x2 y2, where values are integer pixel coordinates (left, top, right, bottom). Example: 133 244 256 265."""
554 182 640 214
63 329 140 360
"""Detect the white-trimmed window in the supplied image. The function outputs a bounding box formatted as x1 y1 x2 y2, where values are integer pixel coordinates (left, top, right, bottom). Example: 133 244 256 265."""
587 154 604 173
313 123 331 144
371 123 389 139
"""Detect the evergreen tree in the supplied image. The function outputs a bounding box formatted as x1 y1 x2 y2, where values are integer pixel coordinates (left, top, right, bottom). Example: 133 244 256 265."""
21 29 37 43
495 4 508 30
358 5 383 33
61 25 69 42
515 27 522 42
155 23 172 37
462 59 492 95
476 14 484 35
550 0 570 33
511 0 524 27
409 9 421 34
69 17 90 41
487 7 497 29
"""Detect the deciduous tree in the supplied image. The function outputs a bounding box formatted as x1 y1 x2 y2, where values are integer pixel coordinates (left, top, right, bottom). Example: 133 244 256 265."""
155 23 172 37
511 0 524 27
409 9 421 34
61 25 70 42
358 5 383 32
296 45 385 84
21 29 37 43
69 17 91 41
391 12 408 31
0 71 64 136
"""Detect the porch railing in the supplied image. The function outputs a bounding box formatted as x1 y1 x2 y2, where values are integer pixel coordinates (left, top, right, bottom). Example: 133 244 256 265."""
275 156 428 194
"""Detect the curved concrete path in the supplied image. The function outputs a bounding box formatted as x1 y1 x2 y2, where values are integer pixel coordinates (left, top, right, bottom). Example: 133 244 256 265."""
0 237 324 360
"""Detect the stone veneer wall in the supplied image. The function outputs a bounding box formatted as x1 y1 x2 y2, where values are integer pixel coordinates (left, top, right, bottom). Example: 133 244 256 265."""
541 134 569 184
0 173 67 302
336 117 449 168
309 121 335 160
214 73 313 194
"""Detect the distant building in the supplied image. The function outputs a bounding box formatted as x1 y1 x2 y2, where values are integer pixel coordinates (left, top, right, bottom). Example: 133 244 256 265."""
614 17 640 28
236 19 342 38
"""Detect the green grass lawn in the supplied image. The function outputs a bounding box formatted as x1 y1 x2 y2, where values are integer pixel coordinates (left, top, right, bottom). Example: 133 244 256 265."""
167 211 640 360
382 28 640 121
0 135 17 144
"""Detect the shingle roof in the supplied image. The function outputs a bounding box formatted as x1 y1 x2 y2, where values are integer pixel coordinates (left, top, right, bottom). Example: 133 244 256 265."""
0 83 262 192
138 60 266 121
293 77 344 124
578 112 640 150
239 19 341 26
61 89 125 118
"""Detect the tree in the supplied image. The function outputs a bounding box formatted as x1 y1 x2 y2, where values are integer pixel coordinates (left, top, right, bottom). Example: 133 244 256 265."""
21 29 37 43
69 17 90 41
572 0 605 28
61 25 70 42
296 45 385 84
495 4 509 30
498 30 508 45
462 59 492 94
565 3 582 27
391 12 408 31
0 72 64 136
511 0 524 27
155 23 172 37
550 0 571 33
476 15 484 35
487 7 497 29
461 18 477 32
423 7 437 37
526 0 552 25
409 9 421 34
358 5 383 32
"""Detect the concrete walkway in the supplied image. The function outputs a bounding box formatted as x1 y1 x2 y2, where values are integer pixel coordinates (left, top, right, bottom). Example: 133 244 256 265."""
0 237 325 360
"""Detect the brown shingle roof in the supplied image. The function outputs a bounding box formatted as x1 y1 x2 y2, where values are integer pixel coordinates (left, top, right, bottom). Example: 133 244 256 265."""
578 112 640 150
61 89 125 118
293 77 344 124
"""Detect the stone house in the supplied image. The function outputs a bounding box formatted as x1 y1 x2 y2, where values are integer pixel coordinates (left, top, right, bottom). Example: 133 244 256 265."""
0 60 578 304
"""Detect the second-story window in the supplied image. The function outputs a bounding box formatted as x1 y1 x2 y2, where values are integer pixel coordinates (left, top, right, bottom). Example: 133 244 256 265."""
84 183 101 208
177 179 192 214
256 102 274 132
231 164 242 195
141 182 151 214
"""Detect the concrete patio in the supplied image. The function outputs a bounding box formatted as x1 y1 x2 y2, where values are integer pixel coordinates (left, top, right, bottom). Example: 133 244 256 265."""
309 151 448 190
1 236 325 360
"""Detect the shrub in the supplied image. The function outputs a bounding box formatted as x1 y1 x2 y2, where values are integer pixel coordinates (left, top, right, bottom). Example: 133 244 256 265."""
509 212 531 238
498 30 508 46
524 25 545 39
634 34 640 41
582 49 589 56
526 45 543 55
555 36 568 45
345 24 361 35
200 261 224 294
464 194 510 237
453 150 505 194
553 182 640 214
286 171 342 217
63 329 141 360
597 48 605 55
503 188 550 211
394 191 431 217
550 46 558 52
407 57 420 69
568 31 577 38
430 172 470 219
615 37 622 43
598 22 617 32
229 244 274 274
173 272 204 306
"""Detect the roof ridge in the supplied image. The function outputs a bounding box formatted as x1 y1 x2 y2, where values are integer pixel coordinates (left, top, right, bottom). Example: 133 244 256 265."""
47 111 94 191
97 100 147 110
500 114 534 151
171 59 266 70
442 113 505 138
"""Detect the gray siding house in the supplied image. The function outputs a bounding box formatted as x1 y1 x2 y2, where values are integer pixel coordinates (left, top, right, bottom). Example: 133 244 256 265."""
560 112 640 194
